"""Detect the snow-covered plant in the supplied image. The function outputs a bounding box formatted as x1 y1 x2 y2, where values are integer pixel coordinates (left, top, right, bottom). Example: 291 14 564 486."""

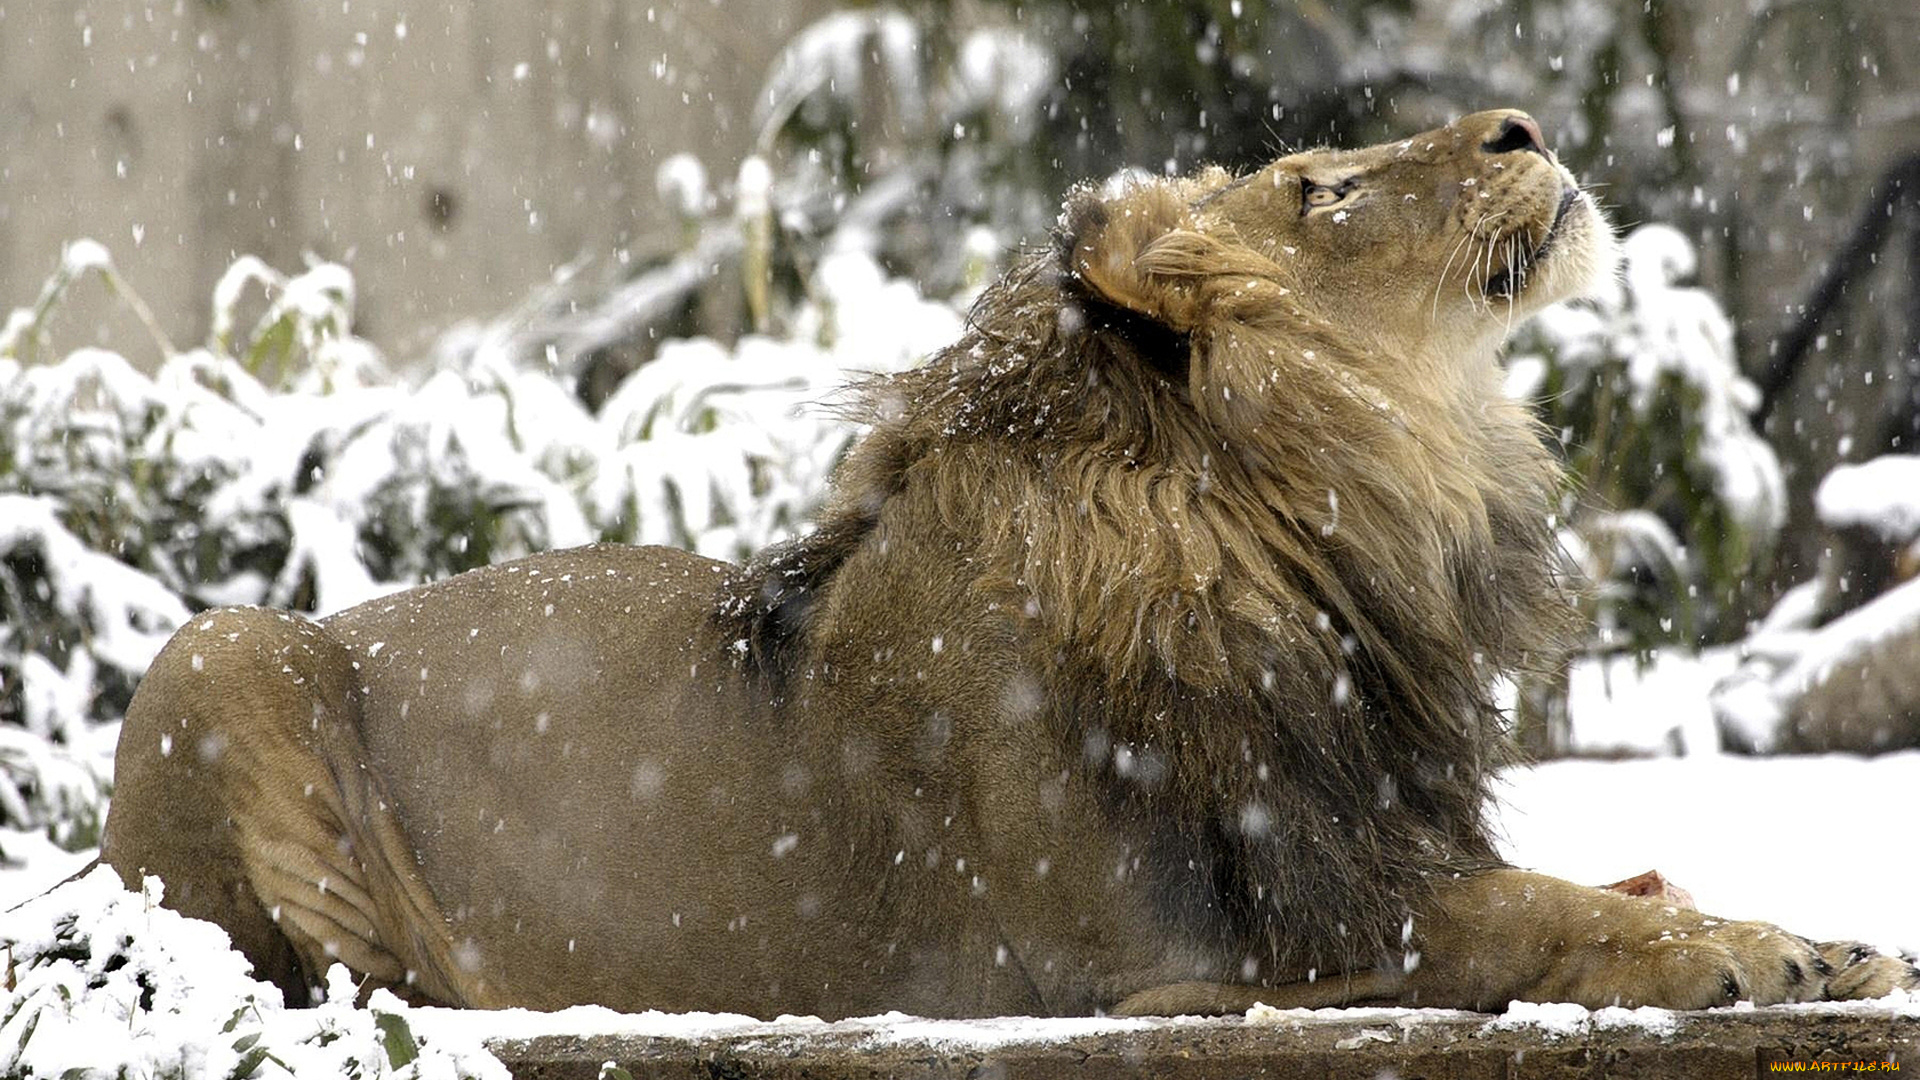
1508 224 1785 656
1711 455 1920 754
1 235 961 840
754 8 1053 295
0 246 547 835
0 241 172 367
0 492 186 844
562 250 960 561
0 867 506 1079
0 337 203 840
0 246 405 840
246 369 596 611
209 256 389 394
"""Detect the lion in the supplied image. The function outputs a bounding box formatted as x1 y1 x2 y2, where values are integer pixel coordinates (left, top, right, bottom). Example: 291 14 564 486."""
101 109 1917 1017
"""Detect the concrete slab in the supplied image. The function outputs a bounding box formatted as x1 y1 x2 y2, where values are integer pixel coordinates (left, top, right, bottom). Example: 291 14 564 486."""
487 1004 1915 1080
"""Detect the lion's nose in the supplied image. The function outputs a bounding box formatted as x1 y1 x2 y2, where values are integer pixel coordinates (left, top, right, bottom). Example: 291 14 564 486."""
1483 114 1548 157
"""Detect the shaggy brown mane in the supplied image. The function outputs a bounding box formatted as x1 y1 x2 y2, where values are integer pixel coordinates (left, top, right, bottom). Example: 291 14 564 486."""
722 176 1574 977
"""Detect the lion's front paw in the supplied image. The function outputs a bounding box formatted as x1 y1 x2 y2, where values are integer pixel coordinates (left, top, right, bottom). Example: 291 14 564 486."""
1528 914 1829 1010
1411 871 1901 1013
1818 941 1920 1001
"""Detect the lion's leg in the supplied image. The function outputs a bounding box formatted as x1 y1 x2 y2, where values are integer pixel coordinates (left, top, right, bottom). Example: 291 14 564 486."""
1400 869 1833 1010
1110 871 1920 1017
102 612 307 1003
103 608 476 1006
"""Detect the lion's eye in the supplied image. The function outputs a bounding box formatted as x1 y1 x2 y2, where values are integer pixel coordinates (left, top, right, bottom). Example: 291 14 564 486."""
1301 178 1356 213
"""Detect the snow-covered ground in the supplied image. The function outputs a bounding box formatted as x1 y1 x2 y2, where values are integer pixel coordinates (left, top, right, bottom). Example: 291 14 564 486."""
1496 753 1920 953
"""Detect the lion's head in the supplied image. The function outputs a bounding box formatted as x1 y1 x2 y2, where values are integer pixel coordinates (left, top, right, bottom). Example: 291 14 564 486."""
1070 110 1616 383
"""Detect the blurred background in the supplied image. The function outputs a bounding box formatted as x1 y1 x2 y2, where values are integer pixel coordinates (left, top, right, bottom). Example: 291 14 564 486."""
3 0 1920 856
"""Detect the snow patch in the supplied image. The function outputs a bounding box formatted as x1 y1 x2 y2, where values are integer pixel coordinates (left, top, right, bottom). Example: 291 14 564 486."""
735 157 773 219
1498 753 1920 952
1484 1000 1593 1037
1592 1005 1682 1036
0 867 508 1079
951 28 1054 141
1483 1000 1681 1038
1711 575 1920 752
655 153 709 217
1563 647 1741 755
1245 1003 1479 1026
1816 455 1920 541
60 238 114 277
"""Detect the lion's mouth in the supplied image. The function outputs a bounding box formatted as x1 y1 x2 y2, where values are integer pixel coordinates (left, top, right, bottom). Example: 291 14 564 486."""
1486 186 1580 299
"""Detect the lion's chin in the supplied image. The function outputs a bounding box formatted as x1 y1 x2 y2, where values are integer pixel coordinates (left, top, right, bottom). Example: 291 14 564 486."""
1508 188 1620 311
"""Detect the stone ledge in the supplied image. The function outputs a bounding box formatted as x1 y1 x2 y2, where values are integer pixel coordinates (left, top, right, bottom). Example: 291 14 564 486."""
488 1004 1916 1080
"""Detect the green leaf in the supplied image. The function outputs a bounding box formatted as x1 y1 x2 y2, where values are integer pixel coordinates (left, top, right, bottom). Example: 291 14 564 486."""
228 1044 271 1079
374 1010 420 1069
243 314 297 385
12 1003 43 1058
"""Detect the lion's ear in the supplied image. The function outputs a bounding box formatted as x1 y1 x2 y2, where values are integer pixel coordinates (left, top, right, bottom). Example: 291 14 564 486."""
1063 183 1210 332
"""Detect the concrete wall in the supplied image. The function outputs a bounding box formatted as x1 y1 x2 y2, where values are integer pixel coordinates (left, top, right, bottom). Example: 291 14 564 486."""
0 0 826 367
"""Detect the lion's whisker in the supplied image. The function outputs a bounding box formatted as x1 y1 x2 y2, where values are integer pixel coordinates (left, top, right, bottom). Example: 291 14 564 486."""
1433 221 1482 321
1470 224 1498 313
1501 237 1519 336
1453 211 1496 315
1472 211 1512 314
1483 234 1502 312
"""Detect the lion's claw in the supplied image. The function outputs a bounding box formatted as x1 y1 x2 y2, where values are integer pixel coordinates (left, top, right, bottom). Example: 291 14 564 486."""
1817 940 1920 1000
